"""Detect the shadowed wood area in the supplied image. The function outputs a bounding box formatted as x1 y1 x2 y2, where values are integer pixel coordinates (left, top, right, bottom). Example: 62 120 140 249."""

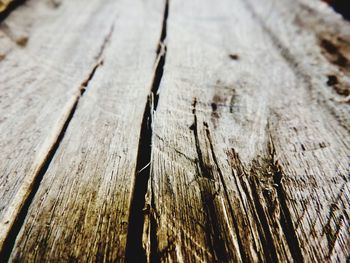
0 0 349 262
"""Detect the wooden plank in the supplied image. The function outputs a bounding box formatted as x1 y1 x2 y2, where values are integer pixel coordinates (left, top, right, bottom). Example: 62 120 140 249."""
0 0 120 252
241 0 350 261
8 0 166 261
146 0 350 262
0 0 119 251
1 0 349 261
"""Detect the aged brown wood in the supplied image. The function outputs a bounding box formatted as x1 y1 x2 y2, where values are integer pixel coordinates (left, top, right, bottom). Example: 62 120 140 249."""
0 0 349 262
0 0 166 261
0 0 121 253
146 0 350 262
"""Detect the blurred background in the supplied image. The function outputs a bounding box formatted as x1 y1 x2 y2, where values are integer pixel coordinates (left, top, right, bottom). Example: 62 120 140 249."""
322 0 350 20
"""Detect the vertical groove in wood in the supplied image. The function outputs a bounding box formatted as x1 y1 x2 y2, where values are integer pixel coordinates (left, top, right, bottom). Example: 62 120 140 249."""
125 1 168 261
7 0 166 261
0 0 349 261
147 0 350 261
0 0 121 249
0 30 110 259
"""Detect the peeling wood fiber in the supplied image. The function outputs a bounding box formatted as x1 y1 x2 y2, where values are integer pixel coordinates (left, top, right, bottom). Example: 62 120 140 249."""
0 0 349 262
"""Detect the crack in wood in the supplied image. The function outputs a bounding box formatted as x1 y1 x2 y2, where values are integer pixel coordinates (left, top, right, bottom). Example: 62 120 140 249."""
273 168 304 262
189 100 229 261
187 101 249 261
190 99 215 181
249 175 280 262
94 22 115 61
230 164 265 262
322 180 348 257
228 149 280 262
0 99 80 262
227 136 305 263
205 124 249 263
80 61 103 94
0 24 113 261
125 1 169 262
268 137 304 263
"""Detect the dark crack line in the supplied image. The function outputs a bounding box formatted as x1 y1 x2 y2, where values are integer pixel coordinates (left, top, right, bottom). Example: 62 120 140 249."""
205 125 249 263
239 0 308 260
229 148 281 262
125 1 168 262
269 136 304 262
189 103 241 261
94 22 115 61
81 61 102 94
0 27 112 261
249 177 280 263
273 168 304 263
0 99 79 262
151 0 168 111
190 99 215 180
189 103 229 262
231 166 264 263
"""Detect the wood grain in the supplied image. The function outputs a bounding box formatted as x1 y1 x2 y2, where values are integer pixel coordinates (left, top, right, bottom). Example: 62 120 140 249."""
5 0 166 261
146 0 350 262
0 0 349 261
0 0 120 252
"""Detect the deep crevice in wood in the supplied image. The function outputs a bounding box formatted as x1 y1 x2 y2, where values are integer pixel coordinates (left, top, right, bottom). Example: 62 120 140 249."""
204 123 249 263
269 138 304 262
271 167 304 261
228 141 305 262
125 97 152 263
190 102 230 261
0 29 111 260
273 170 304 263
189 100 249 261
125 0 168 261
149 211 161 263
0 99 79 262
190 99 215 181
229 149 274 262
249 177 280 262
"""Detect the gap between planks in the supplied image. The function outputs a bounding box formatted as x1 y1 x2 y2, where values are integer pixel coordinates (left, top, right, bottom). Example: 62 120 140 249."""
125 0 169 261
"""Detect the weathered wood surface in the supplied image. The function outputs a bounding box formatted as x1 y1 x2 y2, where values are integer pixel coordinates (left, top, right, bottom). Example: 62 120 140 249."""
148 0 350 261
0 0 165 261
0 0 349 262
0 0 122 252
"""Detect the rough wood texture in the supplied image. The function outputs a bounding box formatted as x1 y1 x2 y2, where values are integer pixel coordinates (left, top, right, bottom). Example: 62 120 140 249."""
2 0 165 261
0 0 120 251
0 0 349 262
147 0 350 261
